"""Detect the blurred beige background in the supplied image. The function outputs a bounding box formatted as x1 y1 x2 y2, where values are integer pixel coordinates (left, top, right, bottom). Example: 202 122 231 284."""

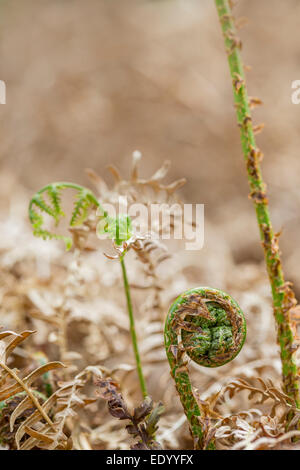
1 0 300 293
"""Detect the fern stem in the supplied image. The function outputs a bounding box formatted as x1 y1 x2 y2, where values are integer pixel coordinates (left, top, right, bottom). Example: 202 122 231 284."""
214 0 300 406
120 257 148 399
164 287 246 449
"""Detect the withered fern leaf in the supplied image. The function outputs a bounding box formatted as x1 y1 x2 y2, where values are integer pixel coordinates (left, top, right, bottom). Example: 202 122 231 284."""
0 328 96 450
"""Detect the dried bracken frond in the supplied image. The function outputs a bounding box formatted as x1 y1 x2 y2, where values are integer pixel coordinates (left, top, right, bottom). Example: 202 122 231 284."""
0 329 100 450
87 153 190 266
26 250 88 370
194 377 300 450
87 151 186 207
0 391 46 449
214 377 296 413
215 411 300 450
0 328 65 448
16 366 99 450
86 153 189 282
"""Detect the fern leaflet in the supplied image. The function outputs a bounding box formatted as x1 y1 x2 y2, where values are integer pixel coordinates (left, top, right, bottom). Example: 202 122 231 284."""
28 182 102 251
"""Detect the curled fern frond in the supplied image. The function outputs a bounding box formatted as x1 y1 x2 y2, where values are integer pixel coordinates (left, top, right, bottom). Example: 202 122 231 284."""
29 182 104 251
164 287 246 449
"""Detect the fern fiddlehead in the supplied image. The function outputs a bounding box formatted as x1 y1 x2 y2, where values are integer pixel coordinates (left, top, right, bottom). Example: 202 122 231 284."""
164 287 246 449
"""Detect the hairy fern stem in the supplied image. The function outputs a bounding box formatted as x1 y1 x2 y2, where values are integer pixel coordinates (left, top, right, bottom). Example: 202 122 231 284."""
214 0 300 407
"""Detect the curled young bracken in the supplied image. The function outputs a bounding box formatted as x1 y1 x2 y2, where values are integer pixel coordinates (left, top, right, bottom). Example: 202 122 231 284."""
164 287 246 449
28 182 105 251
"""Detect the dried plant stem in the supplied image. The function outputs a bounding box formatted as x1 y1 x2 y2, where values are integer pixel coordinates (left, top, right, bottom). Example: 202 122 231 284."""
215 0 299 406
120 257 148 399
0 361 55 430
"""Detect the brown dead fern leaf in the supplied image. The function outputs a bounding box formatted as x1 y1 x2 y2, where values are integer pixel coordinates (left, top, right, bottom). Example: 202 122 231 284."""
0 328 65 448
214 377 296 415
86 152 186 263
195 377 300 450
26 250 87 372
86 151 186 207
16 368 98 450
0 328 98 450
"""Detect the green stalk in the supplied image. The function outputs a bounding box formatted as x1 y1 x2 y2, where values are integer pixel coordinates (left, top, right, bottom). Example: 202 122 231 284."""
120 257 148 399
214 0 299 406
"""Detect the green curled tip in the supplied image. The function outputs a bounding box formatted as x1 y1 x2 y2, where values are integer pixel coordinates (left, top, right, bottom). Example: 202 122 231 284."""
165 286 246 369
28 182 102 251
